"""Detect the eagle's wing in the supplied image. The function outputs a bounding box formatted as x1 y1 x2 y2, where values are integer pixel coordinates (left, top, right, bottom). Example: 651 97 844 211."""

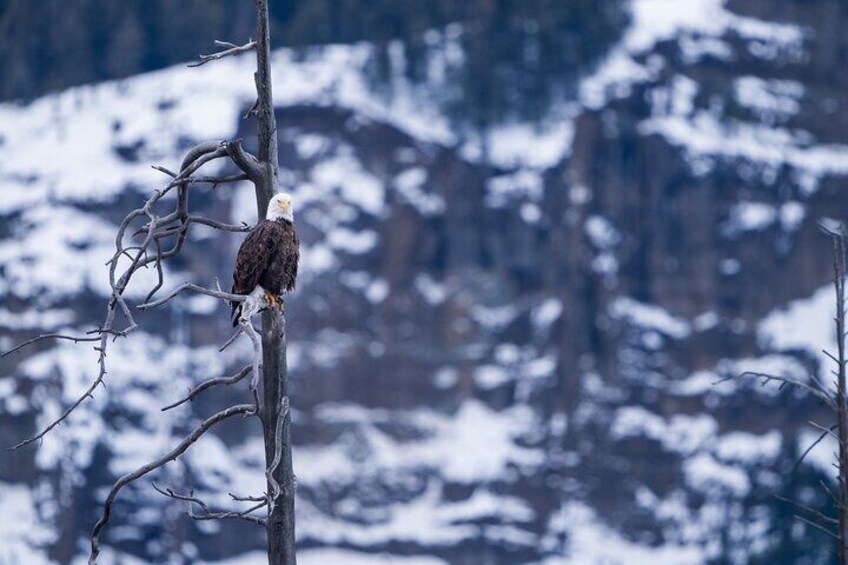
279 223 299 292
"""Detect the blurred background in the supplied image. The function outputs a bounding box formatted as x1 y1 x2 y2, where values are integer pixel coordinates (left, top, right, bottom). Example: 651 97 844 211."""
1 0 847 563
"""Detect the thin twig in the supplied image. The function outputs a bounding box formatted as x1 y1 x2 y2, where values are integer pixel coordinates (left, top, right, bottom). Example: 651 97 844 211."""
2 333 100 358
219 328 244 353
796 514 839 540
796 423 839 469
188 39 256 67
777 495 839 525
714 371 837 411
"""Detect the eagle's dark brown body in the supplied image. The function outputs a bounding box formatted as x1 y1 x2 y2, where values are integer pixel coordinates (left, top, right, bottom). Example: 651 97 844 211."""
230 218 299 325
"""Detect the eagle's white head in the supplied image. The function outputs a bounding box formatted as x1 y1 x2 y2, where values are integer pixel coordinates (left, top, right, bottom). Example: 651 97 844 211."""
267 193 294 222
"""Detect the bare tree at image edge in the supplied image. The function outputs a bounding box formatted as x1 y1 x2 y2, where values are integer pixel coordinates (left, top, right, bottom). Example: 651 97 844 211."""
718 224 848 563
2 1 296 564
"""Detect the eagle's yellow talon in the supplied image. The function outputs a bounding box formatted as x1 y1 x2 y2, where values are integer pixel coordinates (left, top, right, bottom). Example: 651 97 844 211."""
262 290 284 312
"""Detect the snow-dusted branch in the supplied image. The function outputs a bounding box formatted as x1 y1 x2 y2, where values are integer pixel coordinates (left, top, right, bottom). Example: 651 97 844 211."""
188 39 257 68
89 404 257 564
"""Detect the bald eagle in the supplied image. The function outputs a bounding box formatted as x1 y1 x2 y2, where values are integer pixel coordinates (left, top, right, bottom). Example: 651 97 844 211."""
231 193 299 326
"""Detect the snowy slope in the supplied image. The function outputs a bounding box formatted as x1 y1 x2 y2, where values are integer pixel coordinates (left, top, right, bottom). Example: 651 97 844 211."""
1 0 847 563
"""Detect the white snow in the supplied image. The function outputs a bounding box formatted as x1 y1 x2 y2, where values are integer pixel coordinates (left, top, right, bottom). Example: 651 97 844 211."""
0 308 75 330
327 228 379 254
726 202 777 232
474 365 512 390
724 201 807 234
585 216 621 249
203 549 448 565
714 431 782 465
300 400 544 486
609 297 691 339
394 167 446 216
486 170 544 207
310 154 385 216
580 0 806 110
470 304 520 332
541 502 704 564
0 205 176 301
640 111 848 194
366 279 389 304
415 274 448 305
734 76 804 123
684 453 750 496
531 298 563 330
0 483 55 564
758 284 836 371
485 121 573 170
433 367 459 389
612 407 718 456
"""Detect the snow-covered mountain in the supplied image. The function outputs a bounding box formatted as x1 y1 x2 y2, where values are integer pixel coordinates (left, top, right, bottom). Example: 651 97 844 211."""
2 0 847 563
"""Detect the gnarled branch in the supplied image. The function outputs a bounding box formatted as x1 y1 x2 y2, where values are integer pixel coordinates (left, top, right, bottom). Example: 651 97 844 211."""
152 484 267 526
89 404 257 564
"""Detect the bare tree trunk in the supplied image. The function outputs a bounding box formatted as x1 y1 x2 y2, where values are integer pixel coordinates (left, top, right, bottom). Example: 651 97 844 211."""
834 233 848 565
251 1 296 563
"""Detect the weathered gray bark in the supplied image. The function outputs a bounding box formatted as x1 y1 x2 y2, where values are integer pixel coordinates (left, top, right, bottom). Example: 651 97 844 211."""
250 1 297 564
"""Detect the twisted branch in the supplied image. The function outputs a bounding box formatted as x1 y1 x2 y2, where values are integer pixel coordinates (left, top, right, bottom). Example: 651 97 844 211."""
9 139 256 450
161 365 252 412
266 395 289 513
89 404 257 564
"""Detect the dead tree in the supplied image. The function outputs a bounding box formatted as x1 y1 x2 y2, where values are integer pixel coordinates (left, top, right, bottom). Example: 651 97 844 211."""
718 225 848 562
3 1 296 564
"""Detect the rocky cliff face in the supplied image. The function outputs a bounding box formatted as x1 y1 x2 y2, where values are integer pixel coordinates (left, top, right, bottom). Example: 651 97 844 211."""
1 1 847 563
